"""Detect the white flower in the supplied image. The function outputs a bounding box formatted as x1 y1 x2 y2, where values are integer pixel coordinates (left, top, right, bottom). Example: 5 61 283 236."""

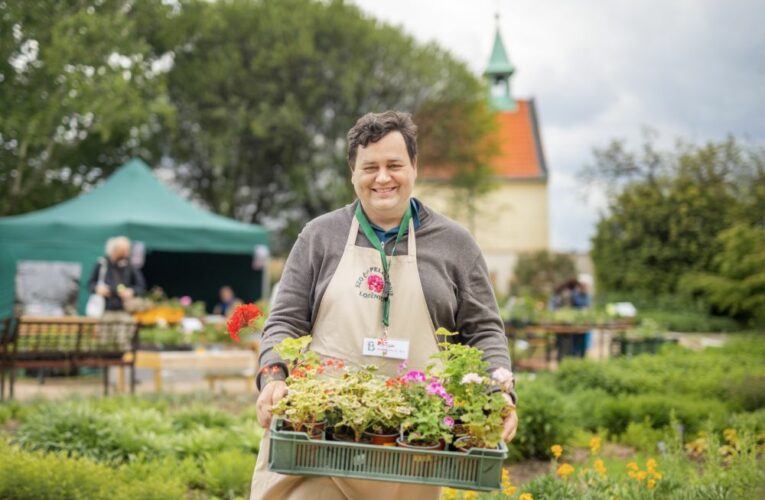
491 367 515 392
461 373 484 384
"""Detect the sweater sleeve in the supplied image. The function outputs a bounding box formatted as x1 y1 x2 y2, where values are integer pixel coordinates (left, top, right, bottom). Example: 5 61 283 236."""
257 226 316 388
455 253 516 401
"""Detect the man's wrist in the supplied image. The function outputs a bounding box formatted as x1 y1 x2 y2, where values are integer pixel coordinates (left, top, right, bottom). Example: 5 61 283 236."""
257 363 287 390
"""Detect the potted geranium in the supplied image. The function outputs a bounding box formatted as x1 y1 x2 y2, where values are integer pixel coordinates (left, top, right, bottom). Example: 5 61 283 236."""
452 370 513 451
330 365 377 442
398 370 454 450
269 336 332 439
361 376 411 445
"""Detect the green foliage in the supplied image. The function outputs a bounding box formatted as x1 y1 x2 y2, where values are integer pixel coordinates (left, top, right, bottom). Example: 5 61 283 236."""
680 223 765 323
0 0 175 216
0 440 187 500
201 449 257 499
3 395 263 498
637 308 741 332
512 251 577 300
619 419 667 453
166 0 496 249
507 379 575 460
588 136 765 319
11 397 263 465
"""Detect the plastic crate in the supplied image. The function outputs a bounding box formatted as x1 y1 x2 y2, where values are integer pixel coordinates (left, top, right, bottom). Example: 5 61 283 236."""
268 419 507 491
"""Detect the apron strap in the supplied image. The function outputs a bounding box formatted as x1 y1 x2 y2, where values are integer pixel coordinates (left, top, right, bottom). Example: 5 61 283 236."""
407 218 416 262
347 217 360 246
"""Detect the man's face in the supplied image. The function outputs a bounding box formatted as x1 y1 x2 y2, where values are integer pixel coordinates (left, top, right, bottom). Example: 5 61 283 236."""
351 131 416 225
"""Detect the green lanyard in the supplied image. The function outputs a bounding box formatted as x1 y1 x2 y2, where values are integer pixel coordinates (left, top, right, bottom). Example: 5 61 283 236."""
354 202 412 331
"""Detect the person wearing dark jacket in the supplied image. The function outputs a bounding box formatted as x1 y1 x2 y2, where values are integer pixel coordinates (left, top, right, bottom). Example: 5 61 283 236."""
87 236 146 312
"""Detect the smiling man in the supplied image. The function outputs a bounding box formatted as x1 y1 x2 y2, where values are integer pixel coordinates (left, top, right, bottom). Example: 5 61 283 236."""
251 111 517 499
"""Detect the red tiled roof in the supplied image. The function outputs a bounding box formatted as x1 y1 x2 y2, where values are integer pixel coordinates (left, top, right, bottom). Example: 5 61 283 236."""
420 99 547 180
491 100 545 178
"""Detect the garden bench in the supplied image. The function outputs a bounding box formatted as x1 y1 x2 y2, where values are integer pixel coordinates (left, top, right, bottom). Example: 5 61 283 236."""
0 316 140 400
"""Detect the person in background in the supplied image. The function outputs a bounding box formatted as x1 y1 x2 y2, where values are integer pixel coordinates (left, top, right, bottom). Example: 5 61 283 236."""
87 236 146 314
550 278 591 359
213 285 242 317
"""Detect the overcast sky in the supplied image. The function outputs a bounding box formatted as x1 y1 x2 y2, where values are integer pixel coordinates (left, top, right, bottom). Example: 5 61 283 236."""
352 0 765 251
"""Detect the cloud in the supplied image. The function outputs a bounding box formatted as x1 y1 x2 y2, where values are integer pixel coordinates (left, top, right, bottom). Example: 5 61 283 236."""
353 0 765 250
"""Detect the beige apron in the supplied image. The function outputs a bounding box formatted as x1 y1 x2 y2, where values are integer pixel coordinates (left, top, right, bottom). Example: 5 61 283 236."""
250 215 441 500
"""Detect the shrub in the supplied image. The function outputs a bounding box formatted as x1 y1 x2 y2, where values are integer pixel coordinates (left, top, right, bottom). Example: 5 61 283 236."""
0 440 187 500
201 449 257 499
507 380 575 460
728 375 765 412
172 404 235 431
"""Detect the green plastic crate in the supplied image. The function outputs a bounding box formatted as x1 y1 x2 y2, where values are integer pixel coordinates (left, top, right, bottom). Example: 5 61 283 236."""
268 419 507 491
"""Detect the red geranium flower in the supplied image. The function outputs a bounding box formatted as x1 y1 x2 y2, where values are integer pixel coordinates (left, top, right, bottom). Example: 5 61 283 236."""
226 303 264 342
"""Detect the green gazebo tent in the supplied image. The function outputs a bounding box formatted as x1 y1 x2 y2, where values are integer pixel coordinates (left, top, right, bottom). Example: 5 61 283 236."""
0 158 269 318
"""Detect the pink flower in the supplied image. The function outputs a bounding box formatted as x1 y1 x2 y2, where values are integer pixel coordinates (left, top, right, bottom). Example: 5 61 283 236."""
461 373 484 384
179 295 192 306
367 274 384 294
404 370 426 383
491 367 515 392
426 381 454 406
443 416 455 428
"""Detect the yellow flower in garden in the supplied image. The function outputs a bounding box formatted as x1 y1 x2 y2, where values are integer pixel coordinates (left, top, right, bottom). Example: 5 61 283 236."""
503 484 517 496
557 463 575 478
636 470 648 481
519 493 534 500
647 479 656 490
463 491 477 500
550 444 563 458
650 471 663 480
626 462 639 471
594 458 607 478
646 458 657 470
441 488 458 500
723 428 738 444
502 469 510 482
628 471 637 479
589 436 602 454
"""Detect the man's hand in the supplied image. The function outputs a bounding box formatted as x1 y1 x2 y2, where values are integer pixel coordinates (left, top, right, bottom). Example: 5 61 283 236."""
502 410 518 442
256 380 288 428
95 284 110 297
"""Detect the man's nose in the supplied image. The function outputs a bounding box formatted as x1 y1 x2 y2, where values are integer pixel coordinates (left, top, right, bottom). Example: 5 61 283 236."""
375 167 391 183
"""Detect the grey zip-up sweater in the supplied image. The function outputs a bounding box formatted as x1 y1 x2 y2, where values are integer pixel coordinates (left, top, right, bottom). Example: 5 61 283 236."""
259 200 513 394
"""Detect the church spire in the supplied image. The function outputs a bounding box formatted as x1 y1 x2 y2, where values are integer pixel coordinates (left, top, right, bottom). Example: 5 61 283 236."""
483 13 516 111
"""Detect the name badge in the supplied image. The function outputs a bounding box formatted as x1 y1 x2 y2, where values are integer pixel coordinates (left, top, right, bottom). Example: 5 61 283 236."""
362 337 410 360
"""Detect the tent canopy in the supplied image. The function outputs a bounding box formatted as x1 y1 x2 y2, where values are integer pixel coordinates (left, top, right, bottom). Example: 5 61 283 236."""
0 158 268 317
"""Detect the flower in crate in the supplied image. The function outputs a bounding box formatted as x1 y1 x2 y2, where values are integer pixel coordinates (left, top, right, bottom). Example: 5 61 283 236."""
400 371 454 446
403 370 426 383
460 373 483 384
226 303 264 342
491 367 514 393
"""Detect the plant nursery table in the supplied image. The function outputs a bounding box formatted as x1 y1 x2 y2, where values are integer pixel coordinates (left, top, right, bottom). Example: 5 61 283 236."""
116 348 258 392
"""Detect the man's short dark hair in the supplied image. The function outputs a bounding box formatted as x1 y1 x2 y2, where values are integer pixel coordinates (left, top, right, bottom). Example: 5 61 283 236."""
346 111 418 169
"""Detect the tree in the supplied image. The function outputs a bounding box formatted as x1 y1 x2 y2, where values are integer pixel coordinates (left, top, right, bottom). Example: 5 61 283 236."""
512 250 577 300
165 0 497 249
587 136 765 297
680 224 765 323
0 0 175 216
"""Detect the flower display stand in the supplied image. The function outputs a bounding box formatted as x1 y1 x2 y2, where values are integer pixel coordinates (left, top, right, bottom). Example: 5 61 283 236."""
268 419 507 491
